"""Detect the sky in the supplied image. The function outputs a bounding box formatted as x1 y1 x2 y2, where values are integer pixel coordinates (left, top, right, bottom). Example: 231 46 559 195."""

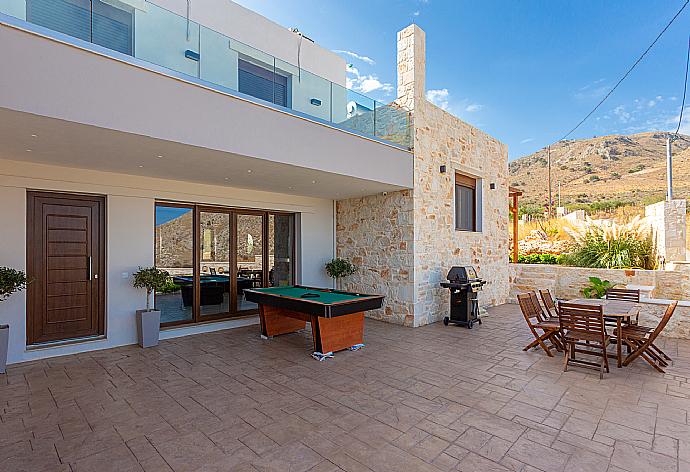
234 0 690 160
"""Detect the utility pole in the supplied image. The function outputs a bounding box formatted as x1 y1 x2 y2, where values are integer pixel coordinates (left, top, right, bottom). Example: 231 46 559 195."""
547 145 552 218
667 133 675 201
558 180 561 209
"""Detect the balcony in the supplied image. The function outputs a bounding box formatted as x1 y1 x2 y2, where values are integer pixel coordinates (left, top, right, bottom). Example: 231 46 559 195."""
0 0 412 150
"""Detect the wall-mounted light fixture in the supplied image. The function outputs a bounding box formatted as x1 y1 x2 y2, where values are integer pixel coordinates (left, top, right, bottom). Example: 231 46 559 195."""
185 50 200 61
439 165 447 174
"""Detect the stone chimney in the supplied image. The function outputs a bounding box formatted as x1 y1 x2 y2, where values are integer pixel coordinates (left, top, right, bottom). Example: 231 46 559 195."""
397 24 426 111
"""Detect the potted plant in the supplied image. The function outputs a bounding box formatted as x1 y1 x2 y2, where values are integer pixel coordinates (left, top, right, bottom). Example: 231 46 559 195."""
325 258 357 289
0 267 28 374
582 276 614 299
132 267 169 348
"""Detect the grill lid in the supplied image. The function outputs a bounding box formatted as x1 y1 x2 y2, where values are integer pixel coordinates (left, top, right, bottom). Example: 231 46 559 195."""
447 266 479 283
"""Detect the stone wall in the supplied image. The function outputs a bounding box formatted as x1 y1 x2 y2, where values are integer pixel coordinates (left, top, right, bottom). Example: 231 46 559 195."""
509 263 688 301
645 199 687 263
336 24 510 327
337 190 416 326
413 99 510 325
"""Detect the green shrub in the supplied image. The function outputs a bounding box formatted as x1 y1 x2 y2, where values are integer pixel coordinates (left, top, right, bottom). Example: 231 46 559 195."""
132 267 170 310
325 258 357 279
558 221 655 269
628 164 645 174
0 267 28 302
581 277 614 299
518 253 561 265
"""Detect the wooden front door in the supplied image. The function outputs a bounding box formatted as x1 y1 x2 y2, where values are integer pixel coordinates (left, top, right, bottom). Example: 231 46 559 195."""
27 192 105 344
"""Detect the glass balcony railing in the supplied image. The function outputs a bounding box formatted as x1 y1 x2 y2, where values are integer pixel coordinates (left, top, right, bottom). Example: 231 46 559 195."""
0 0 412 149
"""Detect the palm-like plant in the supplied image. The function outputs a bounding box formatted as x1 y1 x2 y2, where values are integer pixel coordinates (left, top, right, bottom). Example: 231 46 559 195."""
560 216 656 269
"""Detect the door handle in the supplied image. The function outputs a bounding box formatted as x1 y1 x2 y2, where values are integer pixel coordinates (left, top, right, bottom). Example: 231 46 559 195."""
87 256 92 281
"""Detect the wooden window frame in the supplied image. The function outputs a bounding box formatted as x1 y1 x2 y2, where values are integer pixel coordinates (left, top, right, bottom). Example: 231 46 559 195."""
455 173 478 232
154 202 296 328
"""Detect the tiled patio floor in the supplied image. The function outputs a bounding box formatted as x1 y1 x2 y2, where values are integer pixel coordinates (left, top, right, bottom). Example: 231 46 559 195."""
2 304 690 472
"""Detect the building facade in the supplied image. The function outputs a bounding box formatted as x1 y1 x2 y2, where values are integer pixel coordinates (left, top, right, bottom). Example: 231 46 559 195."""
0 1 507 365
338 25 510 327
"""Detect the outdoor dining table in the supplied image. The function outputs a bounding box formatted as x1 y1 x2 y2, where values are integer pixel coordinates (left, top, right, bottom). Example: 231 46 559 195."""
566 298 641 368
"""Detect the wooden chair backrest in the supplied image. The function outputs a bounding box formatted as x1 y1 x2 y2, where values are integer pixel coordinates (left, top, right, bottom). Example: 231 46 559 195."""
528 292 549 322
606 288 640 303
518 293 543 327
558 302 606 341
643 301 677 347
539 289 557 317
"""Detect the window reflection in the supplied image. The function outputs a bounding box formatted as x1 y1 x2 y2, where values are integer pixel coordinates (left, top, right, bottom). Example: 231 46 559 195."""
154 205 193 323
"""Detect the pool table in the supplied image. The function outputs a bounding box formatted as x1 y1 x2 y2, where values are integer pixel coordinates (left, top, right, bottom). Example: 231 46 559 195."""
244 286 384 355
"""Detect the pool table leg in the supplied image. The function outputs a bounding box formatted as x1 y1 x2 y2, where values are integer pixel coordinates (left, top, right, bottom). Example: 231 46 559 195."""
311 312 364 354
259 305 307 337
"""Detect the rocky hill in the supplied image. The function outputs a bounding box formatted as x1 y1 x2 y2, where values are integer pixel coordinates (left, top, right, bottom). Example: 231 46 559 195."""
509 132 690 206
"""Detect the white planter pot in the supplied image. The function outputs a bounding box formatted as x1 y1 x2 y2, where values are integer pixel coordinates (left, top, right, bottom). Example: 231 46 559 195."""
136 310 160 348
0 325 8 374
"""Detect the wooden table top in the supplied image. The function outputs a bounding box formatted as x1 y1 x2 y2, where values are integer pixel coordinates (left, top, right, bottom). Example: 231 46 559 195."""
565 298 641 318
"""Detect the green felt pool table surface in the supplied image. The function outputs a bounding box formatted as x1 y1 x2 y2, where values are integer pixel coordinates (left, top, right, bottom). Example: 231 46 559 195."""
250 286 372 304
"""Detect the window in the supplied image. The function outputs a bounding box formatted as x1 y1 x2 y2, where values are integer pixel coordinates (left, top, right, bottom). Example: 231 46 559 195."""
238 58 290 107
154 203 295 327
455 173 478 232
27 0 134 55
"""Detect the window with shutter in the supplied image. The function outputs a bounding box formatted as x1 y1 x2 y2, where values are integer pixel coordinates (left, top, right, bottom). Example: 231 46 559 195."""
26 0 133 55
238 59 290 108
455 173 478 232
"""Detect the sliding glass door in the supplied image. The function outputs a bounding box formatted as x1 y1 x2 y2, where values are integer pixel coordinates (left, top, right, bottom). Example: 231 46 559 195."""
154 204 194 324
199 210 231 318
236 213 265 312
155 203 294 326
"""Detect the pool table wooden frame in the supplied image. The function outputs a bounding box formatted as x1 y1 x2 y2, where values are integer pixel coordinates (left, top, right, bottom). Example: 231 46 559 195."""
244 286 384 354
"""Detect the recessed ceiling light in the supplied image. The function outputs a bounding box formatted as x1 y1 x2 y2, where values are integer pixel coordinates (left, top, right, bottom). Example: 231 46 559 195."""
156 155 163 158
288 186 294 190
247 169 253 173
311 180 317 184
25 149 32 152
138 165 144 168
224 177 230 180
30 134 37 138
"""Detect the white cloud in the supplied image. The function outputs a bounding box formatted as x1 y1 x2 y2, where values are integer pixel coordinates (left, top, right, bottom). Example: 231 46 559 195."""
520 138 534 144
333 50 375 65
574 78 608 100
613 105 631 123
346 65 393 95
465 104 483 112
426 88 450 110
413 10 420 16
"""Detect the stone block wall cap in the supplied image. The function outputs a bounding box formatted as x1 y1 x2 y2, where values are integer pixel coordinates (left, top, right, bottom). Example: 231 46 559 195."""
641 298 690 307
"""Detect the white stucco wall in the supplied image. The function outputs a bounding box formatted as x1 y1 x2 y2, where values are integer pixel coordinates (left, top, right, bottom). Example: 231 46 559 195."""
0 24 412 189
0 159 334 365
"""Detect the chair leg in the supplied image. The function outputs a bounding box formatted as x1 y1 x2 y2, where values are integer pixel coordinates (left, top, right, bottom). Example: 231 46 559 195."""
650 343 672 361
603 344 610 373
640 349 665 373
563 342 570 372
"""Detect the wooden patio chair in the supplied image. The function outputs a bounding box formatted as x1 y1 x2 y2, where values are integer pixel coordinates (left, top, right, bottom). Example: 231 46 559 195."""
558 302 610 379
518 293 562 357
616 301 677 373
539 289 559 319
606 288 641 324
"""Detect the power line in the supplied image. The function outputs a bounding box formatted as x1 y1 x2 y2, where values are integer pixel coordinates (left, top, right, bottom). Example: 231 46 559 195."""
559 0 690 142
674 35 690 135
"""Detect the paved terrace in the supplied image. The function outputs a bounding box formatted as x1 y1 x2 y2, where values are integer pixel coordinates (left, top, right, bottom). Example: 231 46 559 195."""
2 304 690 472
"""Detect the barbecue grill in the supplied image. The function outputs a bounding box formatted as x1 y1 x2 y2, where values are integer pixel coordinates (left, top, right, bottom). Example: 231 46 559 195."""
440 266 486 328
